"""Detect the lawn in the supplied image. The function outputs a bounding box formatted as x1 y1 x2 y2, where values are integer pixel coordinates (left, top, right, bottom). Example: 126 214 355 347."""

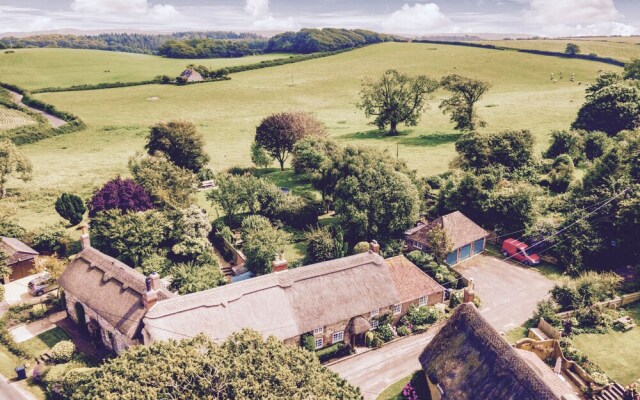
0 48 292 90
472 38 640 63
572 302 640 385
377 370 430 400
22 327 71 358
2 42 621 229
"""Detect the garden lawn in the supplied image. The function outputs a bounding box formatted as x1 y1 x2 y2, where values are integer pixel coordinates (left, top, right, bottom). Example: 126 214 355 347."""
473 38 640 63
0 48 292 90
22 327 71 358
4 42 622 229
572 302 640 385
377 370 430 400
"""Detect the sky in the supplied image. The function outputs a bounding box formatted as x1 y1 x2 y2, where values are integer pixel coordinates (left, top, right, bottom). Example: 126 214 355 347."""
0 0 639 37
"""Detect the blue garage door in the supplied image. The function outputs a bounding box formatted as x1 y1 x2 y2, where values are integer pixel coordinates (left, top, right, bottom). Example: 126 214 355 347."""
473 238 485 254
445 251 458 265
459 244 472 261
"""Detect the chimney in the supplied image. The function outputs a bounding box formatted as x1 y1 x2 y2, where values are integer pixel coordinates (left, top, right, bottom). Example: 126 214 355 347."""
143 273 160 311
272 252 288 273
369 240 380 254
80 225 91 249
463 278 475 304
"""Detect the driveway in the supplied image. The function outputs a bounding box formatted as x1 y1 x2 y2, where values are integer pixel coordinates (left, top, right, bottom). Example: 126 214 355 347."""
455 254 555 333
328 325 443 400
3 274 56 306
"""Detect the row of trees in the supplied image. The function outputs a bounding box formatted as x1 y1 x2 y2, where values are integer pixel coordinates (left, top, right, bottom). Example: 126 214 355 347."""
357 70 491 136
265 28 396 54
158 39 266 59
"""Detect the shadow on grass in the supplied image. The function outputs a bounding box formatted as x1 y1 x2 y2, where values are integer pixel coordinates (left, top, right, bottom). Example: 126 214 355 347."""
338 129 462 148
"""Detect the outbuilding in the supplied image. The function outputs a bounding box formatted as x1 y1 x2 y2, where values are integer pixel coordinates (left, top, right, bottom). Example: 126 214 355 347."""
0 236 38 283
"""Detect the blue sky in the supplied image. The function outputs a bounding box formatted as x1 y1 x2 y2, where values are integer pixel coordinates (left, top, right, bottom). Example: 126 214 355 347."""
0 0 638 36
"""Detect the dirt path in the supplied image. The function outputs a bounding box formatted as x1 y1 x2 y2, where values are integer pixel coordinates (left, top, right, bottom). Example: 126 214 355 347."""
6 90 66 128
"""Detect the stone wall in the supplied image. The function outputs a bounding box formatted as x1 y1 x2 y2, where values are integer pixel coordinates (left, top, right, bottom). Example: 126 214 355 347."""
65 291 140 354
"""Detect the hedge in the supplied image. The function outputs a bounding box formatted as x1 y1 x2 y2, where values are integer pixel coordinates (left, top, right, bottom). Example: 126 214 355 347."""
316 342 352 363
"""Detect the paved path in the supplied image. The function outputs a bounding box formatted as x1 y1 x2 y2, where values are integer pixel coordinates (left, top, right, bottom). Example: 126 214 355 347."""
7 89 66 128
328 326 443 400
455 254 555 333
0 375 36 400
10 310 67 343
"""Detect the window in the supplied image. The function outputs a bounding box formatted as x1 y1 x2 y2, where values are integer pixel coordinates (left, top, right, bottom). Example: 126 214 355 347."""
371 319 379 330
415 242 423 250
393 304 402 314
370 309 379 317
418 296 427 306
315 337 323 349
313 327 323 335
332 331 344 344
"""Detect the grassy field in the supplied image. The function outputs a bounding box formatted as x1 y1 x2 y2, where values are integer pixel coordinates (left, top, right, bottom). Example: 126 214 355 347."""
573 302 640 385
473 38 640 63
0 42 621 229
0 106 36 130
0 48 292 90
22 327 71 358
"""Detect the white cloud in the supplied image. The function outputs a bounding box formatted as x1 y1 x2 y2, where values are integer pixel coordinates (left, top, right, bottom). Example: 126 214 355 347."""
71 0 149 14
244 0 297 31
148 4 181 22
525 0 636 36
381 3 454 34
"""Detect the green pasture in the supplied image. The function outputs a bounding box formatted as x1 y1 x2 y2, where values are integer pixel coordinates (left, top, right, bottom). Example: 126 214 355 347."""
0 106 36 130
0 48 291 90
1 42 621 229
473 38 640 63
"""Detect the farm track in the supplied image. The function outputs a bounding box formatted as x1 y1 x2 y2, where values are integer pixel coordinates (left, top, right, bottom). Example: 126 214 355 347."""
6 89 66 128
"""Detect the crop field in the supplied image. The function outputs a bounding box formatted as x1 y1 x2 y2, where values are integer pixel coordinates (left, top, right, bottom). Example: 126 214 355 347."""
0 48 292 90
0 105 36 130
1 42 621 229
473 38 640 62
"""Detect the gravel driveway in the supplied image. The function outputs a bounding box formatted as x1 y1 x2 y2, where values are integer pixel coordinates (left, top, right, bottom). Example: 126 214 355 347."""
455 254 555 332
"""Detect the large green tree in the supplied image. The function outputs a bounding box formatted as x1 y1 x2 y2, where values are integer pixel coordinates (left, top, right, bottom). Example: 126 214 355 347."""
254 112 327 170
129 153 198 209
0 140 32 199
357 69 439 136
333 147 420 242
146 120 210 172
168 262 226 294
439 74 491 131
55 193 86 226
454 130 536 172
572 83 640 136
171 205 216 265
292 137 342 211
305 226 337 264
241 215 290 275
58 330 361 400
623 58 640 80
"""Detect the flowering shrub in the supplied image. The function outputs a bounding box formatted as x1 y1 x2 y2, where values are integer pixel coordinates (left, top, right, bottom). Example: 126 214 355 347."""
402 382 419 400
50 341 75 363
397 325 411 337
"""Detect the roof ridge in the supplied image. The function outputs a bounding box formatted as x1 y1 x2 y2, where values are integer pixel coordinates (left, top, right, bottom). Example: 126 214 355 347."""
146 252 385 319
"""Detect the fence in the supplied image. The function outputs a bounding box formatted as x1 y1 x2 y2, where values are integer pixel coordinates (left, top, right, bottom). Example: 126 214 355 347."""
557 291 640 318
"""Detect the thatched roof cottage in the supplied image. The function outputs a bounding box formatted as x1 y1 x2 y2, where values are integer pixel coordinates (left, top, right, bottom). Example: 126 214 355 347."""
405 211 488 265
419 303 579 400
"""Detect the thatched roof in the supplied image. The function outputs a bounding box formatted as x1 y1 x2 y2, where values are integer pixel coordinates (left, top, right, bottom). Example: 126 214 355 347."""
0 237 38 265
419 303 562 400
407 211 488 250
346 316 371 335
386 255 444 303
59 247 174 339
144 253 440 343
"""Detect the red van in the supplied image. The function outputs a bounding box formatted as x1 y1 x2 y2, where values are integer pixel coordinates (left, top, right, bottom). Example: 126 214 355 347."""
501 238 541 266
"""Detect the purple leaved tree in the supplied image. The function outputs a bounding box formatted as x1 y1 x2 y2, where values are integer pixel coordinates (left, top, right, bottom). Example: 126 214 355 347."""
88 177 154 217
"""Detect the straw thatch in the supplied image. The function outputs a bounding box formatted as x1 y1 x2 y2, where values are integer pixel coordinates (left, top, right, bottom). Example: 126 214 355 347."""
419 303 563 400
0 236 38 265
407 211 487 250
144 253 442 344
59 247 174 339
346 316 371 335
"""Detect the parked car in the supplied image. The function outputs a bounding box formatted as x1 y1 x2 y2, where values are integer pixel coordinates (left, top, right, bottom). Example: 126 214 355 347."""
28 272 58 296
501 238 541 266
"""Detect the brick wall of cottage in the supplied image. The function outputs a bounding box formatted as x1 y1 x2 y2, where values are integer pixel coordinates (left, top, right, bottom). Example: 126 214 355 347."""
65 292 140 354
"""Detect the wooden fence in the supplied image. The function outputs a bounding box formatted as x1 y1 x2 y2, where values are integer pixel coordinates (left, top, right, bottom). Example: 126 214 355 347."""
557 291 640 318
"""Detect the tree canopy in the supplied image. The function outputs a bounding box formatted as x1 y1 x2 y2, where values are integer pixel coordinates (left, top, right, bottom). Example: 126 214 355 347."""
168 262 225 294
564 43 581 55
255 112 327 170
146 120 210 172
572 83 640 136
241 215 290 275
0 140 32 199
439 74 491 131
266 28 394 53
55 193 86 226
454 130 536 172
88 177 154 217
357 69 439 135
57 329 361 400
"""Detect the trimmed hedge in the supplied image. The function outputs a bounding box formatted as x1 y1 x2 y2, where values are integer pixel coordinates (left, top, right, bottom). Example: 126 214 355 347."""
316 342 352 363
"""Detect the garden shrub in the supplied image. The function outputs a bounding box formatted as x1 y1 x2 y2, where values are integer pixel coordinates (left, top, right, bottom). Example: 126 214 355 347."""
405 305 440 326
376 324 394 342
0 285 4 302
315 342 351 362
406 251 459 287
29 304 47 320
352 241 370 254
397 325 411 337
590 372 609 386
530 299 561 327
365 331 374 347
371 336 384 348
376 311 393 327
301 333 315 352
28 225 68 255
412 325 430 334
551 272 620 311
50 341 75 363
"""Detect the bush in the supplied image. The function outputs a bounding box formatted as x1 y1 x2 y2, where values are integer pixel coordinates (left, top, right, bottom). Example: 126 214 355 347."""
405 305 440 325
590 372 609 386
371 336 384 348
0 285 4 302
397 325 411 337
315 342 352 362
352 241 370 254
302 333 315 352
531 299 561 327
28 225 68 255
54 193 86 225
406 251 459 287
376 324 394 342
50 341 75 363
365 331 374 347
29 304 47 320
